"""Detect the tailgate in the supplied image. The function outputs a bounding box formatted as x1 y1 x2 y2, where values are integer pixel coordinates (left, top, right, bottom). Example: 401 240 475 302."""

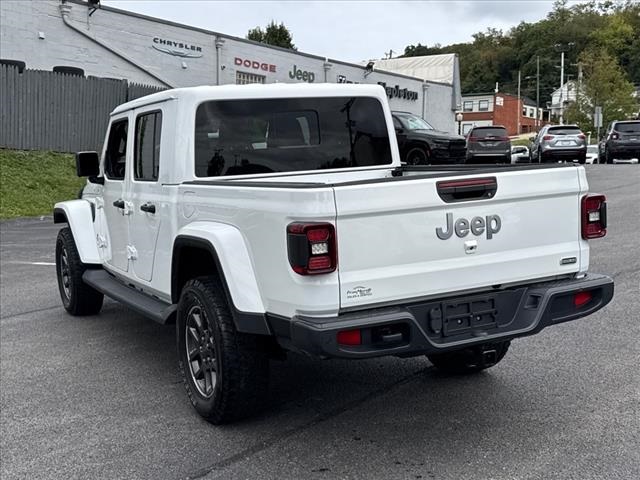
335 167 586 309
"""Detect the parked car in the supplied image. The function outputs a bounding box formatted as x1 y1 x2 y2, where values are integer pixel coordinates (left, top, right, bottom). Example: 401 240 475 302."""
511 145 530 163
392 111 466 165
585 145 599 164
53 84 613 424
530 125 587 163
601 120 640 164
465 125 511 163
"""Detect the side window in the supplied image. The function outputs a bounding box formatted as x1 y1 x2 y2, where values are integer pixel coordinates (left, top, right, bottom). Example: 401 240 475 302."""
392 117 402 130
134 111 162 181
105 119 129 180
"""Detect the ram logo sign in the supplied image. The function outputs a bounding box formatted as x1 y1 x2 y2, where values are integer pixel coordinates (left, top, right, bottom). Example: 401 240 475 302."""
436 213 502 240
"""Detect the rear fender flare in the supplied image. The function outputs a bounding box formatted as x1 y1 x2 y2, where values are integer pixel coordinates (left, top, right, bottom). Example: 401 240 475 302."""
172 222 269 334
53 200 100 264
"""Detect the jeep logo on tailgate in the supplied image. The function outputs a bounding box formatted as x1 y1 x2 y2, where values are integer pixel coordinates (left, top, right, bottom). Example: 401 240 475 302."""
436 213 501 240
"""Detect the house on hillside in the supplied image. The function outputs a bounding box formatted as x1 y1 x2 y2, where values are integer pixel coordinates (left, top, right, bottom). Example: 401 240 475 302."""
458 91 543 136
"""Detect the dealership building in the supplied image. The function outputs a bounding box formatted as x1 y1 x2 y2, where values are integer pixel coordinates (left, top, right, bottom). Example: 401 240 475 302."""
0 0 462 132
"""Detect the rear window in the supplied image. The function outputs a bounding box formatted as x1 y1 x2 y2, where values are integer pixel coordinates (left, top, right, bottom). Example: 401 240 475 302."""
194 97 392 177
615 122 640 133
548 126 582 135
470 127 507 138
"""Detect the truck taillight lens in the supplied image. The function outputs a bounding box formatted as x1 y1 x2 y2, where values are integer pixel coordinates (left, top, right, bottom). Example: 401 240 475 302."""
287 222 337 275
611 132 619 140
581 194 607 239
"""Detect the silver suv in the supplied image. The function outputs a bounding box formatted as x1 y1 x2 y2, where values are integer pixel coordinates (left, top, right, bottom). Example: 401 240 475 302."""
530 125 587 164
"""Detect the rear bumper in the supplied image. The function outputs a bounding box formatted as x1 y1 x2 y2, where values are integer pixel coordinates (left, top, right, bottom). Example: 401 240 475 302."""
542 148 586 160
609 145 640 158
269 274 614 359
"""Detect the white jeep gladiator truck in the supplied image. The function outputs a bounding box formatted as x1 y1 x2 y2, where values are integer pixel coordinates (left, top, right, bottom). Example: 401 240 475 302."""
54 84 614 424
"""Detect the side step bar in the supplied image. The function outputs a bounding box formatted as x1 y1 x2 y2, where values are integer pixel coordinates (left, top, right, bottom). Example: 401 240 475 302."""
83 269 176 324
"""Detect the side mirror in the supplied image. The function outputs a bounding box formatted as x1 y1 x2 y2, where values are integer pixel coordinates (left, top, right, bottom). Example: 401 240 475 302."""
75 151 99 177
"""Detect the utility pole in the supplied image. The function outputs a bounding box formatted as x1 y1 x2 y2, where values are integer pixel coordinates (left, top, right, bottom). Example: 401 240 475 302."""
517 69 521 136
536 55 540 130
559 50 565 124
385 49 394 59
555 42 574 124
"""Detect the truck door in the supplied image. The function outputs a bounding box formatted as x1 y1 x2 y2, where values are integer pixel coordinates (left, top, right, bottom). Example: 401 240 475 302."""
102 117 131 273
127 109 163 282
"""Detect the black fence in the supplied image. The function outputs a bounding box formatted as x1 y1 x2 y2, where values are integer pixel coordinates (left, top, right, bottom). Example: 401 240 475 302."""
0 65 165 153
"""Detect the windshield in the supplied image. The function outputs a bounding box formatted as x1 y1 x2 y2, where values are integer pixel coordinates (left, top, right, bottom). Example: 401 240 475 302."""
194 97 392 177
471 127 507 138
395 113 434 131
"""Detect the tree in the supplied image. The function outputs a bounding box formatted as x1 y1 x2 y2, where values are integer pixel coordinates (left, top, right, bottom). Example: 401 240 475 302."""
568 48 638 132
246 21 296 50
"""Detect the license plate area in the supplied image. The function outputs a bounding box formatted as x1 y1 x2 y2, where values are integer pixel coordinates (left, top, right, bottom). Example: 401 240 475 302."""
442 298 497 336
407 288 529 345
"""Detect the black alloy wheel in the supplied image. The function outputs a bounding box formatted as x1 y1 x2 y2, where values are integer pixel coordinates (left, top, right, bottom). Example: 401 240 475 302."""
185 303 218 398
55 227 103 316
177 277 269 424
406 146 430 165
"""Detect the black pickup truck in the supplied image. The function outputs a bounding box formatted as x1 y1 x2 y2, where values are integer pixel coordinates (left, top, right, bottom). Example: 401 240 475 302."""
392 111 466 165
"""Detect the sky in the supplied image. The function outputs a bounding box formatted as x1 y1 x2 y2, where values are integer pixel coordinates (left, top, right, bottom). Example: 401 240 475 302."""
101 1 587 62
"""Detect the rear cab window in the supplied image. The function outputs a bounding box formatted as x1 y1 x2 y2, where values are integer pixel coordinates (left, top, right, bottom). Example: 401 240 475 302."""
548 126 582 135
614 122 640 133
194 96 392 177
470 127 507 138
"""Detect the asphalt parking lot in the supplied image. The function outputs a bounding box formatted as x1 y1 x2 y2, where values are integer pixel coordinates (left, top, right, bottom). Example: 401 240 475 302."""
1 165 639 480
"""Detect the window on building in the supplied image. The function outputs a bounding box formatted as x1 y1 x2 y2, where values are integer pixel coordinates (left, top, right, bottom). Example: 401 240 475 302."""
134 111 162 181
522 107 528 116
463 101 473 112
462 123 473 135
236 71 266 85
105 119 128 180
478 100 489 111
194 96 392 177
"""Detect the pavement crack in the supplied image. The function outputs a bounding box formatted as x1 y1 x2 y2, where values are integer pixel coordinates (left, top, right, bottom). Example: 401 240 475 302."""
184 366 431 480
0 304 61 320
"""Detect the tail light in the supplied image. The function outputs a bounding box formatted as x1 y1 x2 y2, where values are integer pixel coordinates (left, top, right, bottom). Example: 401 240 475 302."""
497 136 510 141
611 132 619 140
287 222 337 275
543 135 554 141
467 136 479 142
578 134 586 140
581 194 607 239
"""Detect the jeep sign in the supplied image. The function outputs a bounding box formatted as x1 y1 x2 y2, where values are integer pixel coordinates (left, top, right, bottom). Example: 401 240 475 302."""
436 213 502 240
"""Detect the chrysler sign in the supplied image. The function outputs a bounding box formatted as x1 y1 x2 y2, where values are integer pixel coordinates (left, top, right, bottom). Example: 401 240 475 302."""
152 38 203 58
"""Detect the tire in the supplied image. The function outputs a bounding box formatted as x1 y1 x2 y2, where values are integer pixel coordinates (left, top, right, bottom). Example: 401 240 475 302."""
578 154 586 165
177 277 269 424
606 149 614 164
56 227 104 316
427 341 510 375
405 146 430 165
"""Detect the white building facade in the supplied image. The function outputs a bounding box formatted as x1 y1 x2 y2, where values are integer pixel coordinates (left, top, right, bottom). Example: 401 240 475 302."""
1 0 461 132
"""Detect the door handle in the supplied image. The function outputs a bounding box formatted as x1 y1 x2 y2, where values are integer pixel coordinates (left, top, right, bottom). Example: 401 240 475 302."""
112 199 125 209
140 202 156 214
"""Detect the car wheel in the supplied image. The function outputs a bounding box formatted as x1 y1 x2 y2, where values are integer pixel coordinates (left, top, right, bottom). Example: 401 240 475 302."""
55 227 104 316
578 154 586 165
177 276 269 424
427 341 510 375
405 146 430 165
606 149 614 164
